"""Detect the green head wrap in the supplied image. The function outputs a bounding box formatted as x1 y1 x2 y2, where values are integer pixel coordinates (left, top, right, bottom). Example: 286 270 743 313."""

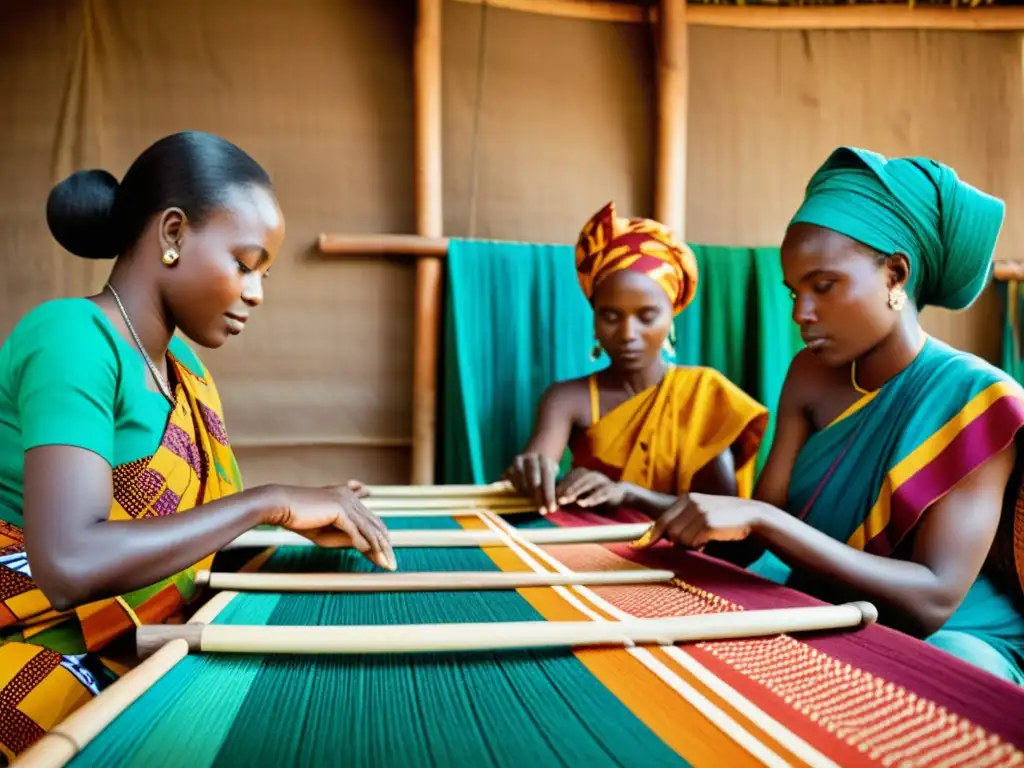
789 147 1005 310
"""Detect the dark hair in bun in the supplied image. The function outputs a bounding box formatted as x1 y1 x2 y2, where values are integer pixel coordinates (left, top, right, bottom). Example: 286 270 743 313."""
46 131 272 260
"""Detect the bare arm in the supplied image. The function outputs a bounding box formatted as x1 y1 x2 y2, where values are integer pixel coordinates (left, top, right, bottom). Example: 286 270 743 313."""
23 446 398 611
21 446 280 611
505 383 580 512
753 351 815 510
752 442 1015 636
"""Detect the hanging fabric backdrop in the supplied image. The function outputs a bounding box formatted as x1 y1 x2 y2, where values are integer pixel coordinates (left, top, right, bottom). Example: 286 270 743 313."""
1000 281 1024 386
439 238 804 485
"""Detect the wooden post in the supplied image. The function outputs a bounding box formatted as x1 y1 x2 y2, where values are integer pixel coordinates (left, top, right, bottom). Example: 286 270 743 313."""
412 0 443 485
655 0 687 236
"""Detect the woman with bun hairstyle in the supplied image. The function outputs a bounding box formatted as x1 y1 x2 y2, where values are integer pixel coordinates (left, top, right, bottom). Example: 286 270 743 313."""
0 131 395 758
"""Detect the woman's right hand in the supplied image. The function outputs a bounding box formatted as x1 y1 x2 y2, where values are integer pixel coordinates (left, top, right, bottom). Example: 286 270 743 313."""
504 453 560 514
264 484 396 571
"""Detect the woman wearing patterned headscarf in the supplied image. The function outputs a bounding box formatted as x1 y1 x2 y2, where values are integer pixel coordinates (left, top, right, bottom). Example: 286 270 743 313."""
504 202 768 520
634 148 1024 684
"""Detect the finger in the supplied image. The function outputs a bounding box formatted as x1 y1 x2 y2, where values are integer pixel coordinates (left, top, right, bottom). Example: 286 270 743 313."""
632 501 685 548
576 489 608 508
559 474 599 505
541 461 558 514
667 510 701 548
347 501 392 570
346 479 370 498
330 510 372 555
524 456 543 509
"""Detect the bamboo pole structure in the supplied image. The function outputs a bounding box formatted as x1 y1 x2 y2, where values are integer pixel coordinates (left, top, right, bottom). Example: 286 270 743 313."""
135 601 879 658
223 522 650 550
193 568 675 592
321 233 1024 282
411 0 444 485
449 0 1024 30
655 0 687 236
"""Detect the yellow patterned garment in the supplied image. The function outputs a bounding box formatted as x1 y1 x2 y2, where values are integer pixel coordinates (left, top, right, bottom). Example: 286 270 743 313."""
0 353 241 759
575 201 698 314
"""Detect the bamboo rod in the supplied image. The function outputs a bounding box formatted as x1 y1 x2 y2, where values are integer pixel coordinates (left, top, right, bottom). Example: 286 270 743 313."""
411 0 444 486
222 523 649 550
136 601 879 658
193 568 675 592
365 496 530 510
994 261 1024 281
14 592 241 768
373 506 536 518
655 0 687 236
365 481 514 497
449 0 1024 30
318 232 449 256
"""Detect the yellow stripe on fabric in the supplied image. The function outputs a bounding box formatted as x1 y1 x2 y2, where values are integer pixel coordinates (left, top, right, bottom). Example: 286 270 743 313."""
825 390 878 430
458 516 799 767
114 596 142 628
847 380 1020 550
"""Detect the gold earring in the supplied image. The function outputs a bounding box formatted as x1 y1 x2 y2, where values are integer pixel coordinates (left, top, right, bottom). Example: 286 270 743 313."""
161 248 180 266
888 286 907 311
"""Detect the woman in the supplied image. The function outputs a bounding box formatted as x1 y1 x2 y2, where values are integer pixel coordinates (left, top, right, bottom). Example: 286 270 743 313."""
505 201 768 517
0 131 395 759
637 147 1024 684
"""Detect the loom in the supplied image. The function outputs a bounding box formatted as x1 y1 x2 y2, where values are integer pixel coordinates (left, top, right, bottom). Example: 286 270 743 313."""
14 483 1024 768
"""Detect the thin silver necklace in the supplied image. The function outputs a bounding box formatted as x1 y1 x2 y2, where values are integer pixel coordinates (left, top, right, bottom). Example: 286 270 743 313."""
106 283 175 406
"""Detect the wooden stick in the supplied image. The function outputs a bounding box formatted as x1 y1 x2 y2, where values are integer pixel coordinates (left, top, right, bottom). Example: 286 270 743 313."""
365 481 514 497
994 261 1024 282
655 0 687 237
193 568 674 592
222 523 648 551
136 601 878 658
15 592 241 768
411 0 444 486
449 0 1024 30
318 232 449 256
365 496 530 511
374 506 536 518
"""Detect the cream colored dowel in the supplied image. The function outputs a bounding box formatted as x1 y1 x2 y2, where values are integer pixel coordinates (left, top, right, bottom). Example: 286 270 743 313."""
223 523 649 551
194 568 674 592
146 602 877 656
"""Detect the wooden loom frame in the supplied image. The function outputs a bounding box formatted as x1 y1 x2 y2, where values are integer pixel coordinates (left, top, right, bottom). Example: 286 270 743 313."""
321 0 1024 485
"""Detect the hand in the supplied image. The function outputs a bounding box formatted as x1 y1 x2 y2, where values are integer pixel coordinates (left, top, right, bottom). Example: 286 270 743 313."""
346 479 370 498
265 484 396 570
556 469 627 509
504 453 560 514
632 493 768 550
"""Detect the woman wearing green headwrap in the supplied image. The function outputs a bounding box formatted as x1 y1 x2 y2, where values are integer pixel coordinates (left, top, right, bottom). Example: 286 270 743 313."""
632 147 1024 684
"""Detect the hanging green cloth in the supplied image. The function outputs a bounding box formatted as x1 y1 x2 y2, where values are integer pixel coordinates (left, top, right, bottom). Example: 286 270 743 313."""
439 239 803 485
999 281 1024 386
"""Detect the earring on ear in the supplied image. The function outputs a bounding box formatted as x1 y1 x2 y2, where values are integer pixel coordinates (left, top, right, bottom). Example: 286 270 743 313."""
161 248 180 266
590 339 603 362
888 285 907 311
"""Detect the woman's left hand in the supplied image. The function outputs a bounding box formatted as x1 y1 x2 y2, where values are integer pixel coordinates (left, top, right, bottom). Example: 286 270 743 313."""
556 469 627 509
633 493 770 549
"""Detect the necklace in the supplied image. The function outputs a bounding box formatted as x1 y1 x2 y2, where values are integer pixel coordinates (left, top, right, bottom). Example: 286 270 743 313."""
850 361 871 395
106 283 175 406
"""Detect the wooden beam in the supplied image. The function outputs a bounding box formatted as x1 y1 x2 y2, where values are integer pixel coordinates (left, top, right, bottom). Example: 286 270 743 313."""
412 0 444 485
449 0 1024 31
319 233 449 256
655 0 687 236
995 261 1024 282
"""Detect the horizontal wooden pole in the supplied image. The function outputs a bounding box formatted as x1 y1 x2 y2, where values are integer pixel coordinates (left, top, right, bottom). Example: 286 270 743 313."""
367 481 515 498
366 496 530 510
136 601 879 658
450 0 1024 30
318 232 449 257
232 435 413 450
994 261 1024 282
223 523 648 550
194 568 674 592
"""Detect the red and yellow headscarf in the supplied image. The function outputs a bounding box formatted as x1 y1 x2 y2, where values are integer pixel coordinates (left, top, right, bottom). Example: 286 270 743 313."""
575 201 698 315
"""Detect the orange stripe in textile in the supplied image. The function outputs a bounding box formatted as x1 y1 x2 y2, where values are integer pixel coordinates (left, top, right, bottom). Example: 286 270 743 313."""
459 517 797 767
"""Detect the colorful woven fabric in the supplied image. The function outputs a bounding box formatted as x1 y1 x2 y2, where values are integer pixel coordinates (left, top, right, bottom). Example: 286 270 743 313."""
570 367 768 498
0 353 241 761
67 511 1024 766
575 202 698 315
